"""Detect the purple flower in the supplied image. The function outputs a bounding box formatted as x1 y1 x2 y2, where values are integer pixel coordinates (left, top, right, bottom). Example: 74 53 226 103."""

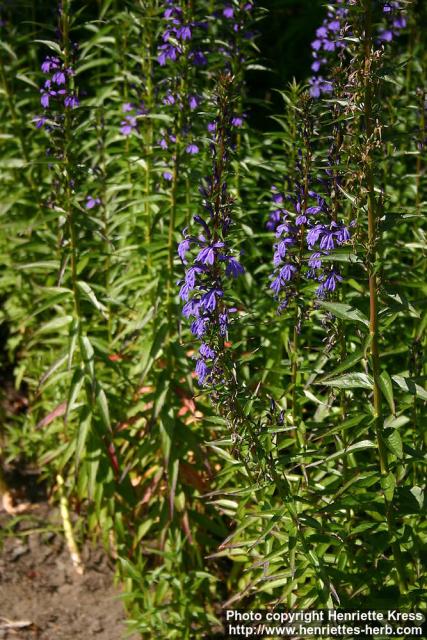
378 29 393 42
196 243 224 266
306 206 322 215
308 252 323 269
393 16 406 29
33 115 47 129
179 282 193 301
223 6 234 19
194 215 212 239
280 263 297 281
328 19 341 32
41 56 60 73
310 0 407 100
317 270 343 296
200 343 216 359
266 209 282 232
158 43 180 66
316 26 328 39
309 76 333 98
178 85 244 386
52 71 66 85
186 143 199 155
270 276 283 296
378 1 406 42
269 169 352 308
195 358 210 385
272 187 284 205
311 57 326 73
183 299 201 318
163 91 176 105
296 214 308 226
319 228 336 251
64 94 79 109
225 257 245 278
85 196 101 209
276 220 294 238
307 224 324 249
219 311 231 336
120 115 137 136
191 317 209 338
178 25 192 40
185 265 204 289
178 238 191 263
190 51 207 66
274 239 293 266
189 95 199 110
41 93 50 108
163 171 173 181
336 224 351 244
309 1 348 98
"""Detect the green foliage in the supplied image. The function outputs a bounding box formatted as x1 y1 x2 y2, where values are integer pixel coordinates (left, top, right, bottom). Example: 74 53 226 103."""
0 1 426 637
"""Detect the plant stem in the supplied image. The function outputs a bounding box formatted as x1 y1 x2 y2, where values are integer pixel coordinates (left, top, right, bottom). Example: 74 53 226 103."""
363 0 407 594
61 2 81 324
143 4 154 265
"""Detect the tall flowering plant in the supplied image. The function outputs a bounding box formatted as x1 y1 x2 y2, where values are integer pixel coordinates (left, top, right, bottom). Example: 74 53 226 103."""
1 0 426 632
156 0 208 173
309 0 408 98
269 98 353 312
178 73 245 386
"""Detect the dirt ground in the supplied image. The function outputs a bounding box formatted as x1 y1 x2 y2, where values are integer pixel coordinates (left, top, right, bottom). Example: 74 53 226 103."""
0 502 138 640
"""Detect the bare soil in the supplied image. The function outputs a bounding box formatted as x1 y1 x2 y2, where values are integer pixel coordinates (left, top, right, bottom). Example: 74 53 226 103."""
0 502 138 640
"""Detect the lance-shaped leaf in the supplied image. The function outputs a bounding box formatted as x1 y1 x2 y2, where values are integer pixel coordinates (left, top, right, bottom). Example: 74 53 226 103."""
318 372 374 389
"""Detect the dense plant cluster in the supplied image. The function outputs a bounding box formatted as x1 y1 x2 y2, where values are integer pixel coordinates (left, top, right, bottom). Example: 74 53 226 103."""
0 0 426 637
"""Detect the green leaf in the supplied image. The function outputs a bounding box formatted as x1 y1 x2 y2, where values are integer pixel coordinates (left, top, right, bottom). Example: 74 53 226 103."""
337 183 357 205
38 353 68 388
410 486 424 510
34 315 73 335
416 309 427 341
317 414 367 439
379 370 395 414
384 415 410 429
319 349 365 382
392 375 427 401
159 412 175 464
317 301 369 326
381 473 396 501
80 335 95 378
319 373 373 389
0 41 17 59
34 39 62 54
385 429 403 459
96 386 111 433
0 159 27 169
65 367 85 423
307 440 376 467
75 407 92 467
77 281 108 317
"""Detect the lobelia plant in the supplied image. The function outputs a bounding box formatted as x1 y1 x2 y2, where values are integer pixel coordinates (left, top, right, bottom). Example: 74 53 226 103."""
178 73 245 387
309 0 408 98
196 0 425 615
0 0 425 636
